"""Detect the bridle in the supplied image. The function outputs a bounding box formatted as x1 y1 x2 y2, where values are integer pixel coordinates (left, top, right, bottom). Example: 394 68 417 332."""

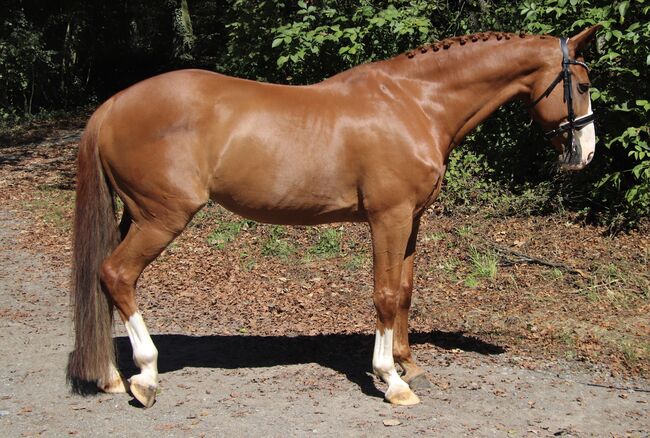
529 38 595 161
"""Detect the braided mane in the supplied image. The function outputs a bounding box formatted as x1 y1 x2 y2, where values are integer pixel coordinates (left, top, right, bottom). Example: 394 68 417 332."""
404 31 551 58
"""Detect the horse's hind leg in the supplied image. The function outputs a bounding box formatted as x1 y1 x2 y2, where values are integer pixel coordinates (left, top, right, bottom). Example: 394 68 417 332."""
100 217 187 407
393 217 432 390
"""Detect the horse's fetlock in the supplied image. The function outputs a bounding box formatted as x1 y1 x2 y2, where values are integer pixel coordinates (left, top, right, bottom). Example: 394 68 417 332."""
373 358 392 377
133 344 158 368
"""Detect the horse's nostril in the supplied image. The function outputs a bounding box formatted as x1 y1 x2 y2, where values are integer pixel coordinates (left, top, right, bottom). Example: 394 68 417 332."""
587 151 594 163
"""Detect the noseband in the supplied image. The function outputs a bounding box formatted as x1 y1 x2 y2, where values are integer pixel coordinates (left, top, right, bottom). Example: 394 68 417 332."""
529 38 595 159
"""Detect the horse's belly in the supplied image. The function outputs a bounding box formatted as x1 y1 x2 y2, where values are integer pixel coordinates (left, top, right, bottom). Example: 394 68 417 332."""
210 188 364 225
208 158 362 224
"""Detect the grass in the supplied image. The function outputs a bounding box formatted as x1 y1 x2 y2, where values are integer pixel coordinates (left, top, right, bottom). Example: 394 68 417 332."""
455 225 473 239
440 256 461 281
558 328 576 347
550 268 564 280
344 254 366 271
575 262 649 307
309 228 342 258
424 231 445 242
261 225 295 259
207 219 256 249
468 245 498 279
237 250 256 271
27 188 75 231
190 208 210 226
620 340 639 366
612 337 650 368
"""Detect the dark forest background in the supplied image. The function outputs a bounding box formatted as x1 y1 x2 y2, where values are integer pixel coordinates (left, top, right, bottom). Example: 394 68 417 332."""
1 0 648 228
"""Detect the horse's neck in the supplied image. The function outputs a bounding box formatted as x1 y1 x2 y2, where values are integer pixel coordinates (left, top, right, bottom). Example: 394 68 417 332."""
381 36 553 153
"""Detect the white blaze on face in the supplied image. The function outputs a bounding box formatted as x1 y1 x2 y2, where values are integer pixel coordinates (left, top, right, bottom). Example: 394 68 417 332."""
574 96 596 166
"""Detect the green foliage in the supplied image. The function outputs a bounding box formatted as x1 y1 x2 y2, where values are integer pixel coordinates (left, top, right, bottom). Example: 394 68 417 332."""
217 0 290 82
207 219 256 249
440 149 500 211
0 10 54 122
270 1 434 83
468 245 499 280
309 227 343 258
344 254 366 271
455 225 474 239
171 0 196 61
441 256 461 279
261 225 295 259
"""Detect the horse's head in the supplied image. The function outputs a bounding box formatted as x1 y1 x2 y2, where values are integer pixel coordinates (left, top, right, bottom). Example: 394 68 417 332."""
528 25 601 171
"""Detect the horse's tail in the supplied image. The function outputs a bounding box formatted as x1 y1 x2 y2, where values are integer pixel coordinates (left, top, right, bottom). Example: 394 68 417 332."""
66 102 119 393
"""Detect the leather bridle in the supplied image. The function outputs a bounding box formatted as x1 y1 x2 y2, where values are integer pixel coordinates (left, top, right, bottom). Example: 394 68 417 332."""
529 38 595 160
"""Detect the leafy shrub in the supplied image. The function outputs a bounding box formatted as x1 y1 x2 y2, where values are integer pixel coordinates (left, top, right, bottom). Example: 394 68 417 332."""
439 149 499 212
0 10 54 123
270 0 435 83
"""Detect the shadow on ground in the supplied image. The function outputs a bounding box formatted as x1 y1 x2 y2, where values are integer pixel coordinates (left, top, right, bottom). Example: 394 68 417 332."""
116 331 505 399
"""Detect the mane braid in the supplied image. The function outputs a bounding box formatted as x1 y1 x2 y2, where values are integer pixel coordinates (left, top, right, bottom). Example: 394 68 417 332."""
403 31 549 59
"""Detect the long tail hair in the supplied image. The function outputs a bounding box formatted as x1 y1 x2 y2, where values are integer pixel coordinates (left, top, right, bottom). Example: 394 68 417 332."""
66 103 119 393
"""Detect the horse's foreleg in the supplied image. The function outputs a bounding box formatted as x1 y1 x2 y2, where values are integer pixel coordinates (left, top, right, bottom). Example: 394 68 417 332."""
369 207 420 405
393 217 431 390
100 221 184 407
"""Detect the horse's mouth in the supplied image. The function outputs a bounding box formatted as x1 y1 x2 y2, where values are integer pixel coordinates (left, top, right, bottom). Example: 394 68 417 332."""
558 144 594 171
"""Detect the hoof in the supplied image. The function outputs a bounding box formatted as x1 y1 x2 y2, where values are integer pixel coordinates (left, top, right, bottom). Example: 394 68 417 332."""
385 385 420 406
128 376 157 408
99 375 128 394
406 373 432 391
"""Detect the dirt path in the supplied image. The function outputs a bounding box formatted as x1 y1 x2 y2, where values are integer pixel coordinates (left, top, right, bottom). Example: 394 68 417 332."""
0 209 648 437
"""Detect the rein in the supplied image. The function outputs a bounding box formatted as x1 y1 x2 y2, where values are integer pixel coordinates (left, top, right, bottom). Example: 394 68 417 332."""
529 38 595 160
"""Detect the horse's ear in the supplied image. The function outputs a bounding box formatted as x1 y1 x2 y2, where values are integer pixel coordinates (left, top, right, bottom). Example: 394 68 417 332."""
570 24 602 52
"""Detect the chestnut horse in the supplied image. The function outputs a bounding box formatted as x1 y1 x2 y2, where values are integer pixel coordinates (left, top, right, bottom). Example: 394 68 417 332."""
67 26 600 407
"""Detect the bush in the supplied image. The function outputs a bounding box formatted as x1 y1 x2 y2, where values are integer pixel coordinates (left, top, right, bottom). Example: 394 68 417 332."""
0 10 54 124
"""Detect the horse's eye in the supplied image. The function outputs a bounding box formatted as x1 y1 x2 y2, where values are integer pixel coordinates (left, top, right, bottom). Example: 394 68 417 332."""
578 83 590 94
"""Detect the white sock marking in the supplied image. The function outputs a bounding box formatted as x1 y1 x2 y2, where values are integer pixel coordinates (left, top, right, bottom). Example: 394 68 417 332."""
125 312 158 383
372 329 409 390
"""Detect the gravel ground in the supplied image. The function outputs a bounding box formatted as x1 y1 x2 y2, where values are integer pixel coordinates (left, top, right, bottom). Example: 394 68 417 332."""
1 209 649 437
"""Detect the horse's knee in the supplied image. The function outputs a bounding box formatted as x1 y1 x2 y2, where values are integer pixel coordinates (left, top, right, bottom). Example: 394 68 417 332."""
373 287 399 322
